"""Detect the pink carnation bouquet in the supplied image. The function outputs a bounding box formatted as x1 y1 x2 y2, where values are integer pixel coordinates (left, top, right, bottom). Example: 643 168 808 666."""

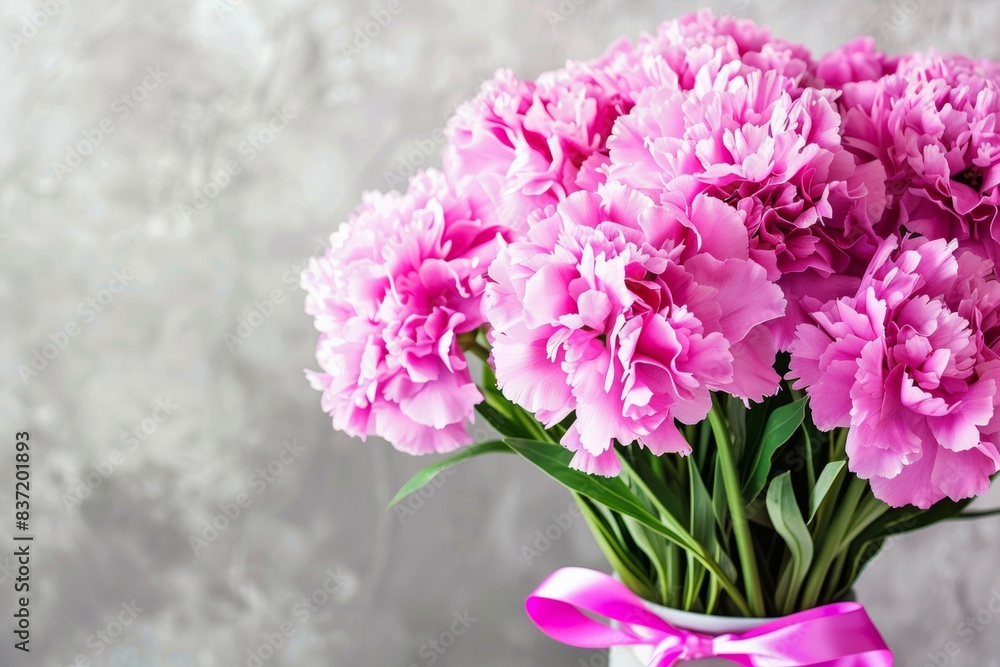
303 10 1000 664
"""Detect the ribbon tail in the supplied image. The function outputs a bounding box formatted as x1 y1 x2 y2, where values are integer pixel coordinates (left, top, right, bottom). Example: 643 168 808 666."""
524 568 683 653
715 602 894 667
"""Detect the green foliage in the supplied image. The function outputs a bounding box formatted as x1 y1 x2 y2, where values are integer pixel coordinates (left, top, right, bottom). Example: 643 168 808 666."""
387 440 510 509
743 398 808 503
389 371 992 618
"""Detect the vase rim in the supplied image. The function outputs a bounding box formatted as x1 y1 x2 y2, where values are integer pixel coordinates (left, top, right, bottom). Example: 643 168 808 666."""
642 599 777 634
612 573 855 635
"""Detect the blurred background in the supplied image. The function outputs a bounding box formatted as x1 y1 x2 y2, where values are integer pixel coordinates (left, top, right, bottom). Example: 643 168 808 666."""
2 0 1000 665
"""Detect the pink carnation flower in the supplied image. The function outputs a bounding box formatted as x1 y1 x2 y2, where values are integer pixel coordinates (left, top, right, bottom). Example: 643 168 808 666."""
445 10 815 231
607 69 886 348
302 170 509 454
594 9 814 103
788 236 1000 508
813 37 897 88
486 183 785 476
444 63 627 230
840 51 1000 263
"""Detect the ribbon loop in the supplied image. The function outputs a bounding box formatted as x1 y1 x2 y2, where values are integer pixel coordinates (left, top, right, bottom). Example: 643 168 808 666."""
525 568 894 666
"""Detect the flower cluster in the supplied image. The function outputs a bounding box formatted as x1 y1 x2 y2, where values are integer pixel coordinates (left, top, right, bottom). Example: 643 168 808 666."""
789 238 1000 508
443 9 814 231
839 51 1000 263
606 69 885 347
301 170 509 454
305 10 1000 509
486 184 785 475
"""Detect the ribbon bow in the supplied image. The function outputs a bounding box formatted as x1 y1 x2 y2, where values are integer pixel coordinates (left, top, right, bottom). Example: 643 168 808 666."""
525 568 893 666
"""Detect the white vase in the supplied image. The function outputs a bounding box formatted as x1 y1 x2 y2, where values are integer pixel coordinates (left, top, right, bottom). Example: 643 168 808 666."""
607 602 774 667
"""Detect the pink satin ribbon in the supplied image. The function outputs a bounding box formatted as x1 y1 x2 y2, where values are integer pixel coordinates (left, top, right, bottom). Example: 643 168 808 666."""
525 568 894 666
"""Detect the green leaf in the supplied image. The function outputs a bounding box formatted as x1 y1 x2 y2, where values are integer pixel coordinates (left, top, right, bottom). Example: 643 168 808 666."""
475 401 531 440
631 450 688 520
801 428 817 491
577 496 659 602
832 494 976 601
621 515 675 606
808 461 846 524
664 542 684 609
684 457 717 610
744 398 808 502
711 459 730 536
387 440 509 508
841 493 891 547
618 451 690 608
954 507 1000 519
616 455 680 606
504 439 688 544
740 396 772 471
832 536 885 602
481 360 502 400
503 437 752 616
478 363 550 440
873 496 976 538
726 396 747 437
767 472 814 614
688 457 718 548
726 396 748 463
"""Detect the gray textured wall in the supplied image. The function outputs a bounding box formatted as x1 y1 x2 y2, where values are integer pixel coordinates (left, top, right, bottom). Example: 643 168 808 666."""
2 0 1000 665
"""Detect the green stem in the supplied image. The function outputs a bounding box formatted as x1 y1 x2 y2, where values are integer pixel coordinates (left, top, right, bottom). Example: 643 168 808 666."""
833 428 848 460
708 395 767 617
516 407 553 443
811 464 845 540
618 455 673 520
664 545 680 608
803 429 816 490
821 494 888 602
822 552 849 602
800 475 867 609
841 495 890 546
482 386 552 444
618 448 752 616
